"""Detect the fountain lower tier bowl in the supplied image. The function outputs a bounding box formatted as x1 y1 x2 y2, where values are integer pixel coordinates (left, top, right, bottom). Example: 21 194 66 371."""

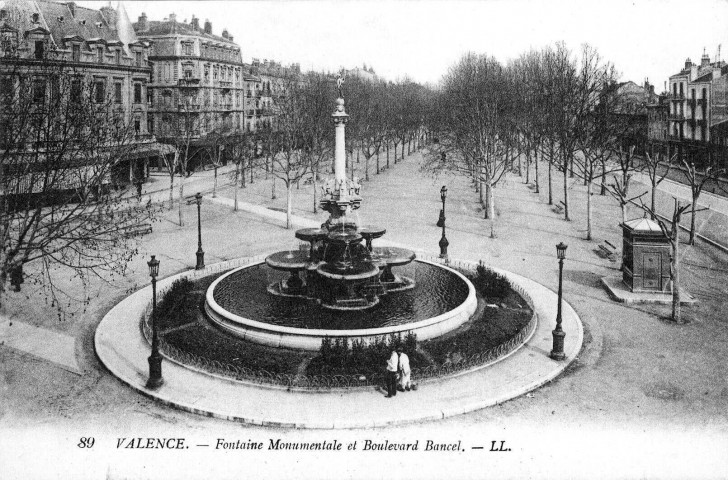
316 261 380 280
205 259 478 351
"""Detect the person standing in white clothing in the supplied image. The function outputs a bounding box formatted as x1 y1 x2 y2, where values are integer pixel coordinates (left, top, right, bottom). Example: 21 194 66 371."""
397 346 411 391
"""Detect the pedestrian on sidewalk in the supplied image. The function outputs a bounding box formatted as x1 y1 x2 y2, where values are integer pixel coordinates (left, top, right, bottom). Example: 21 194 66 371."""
397 346 412 392
385 349 399 397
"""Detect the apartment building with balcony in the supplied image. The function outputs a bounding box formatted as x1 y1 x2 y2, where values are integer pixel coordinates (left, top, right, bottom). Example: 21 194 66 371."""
667 52 728 166
0 0 159 186
247 58 301 132
134 13 245 169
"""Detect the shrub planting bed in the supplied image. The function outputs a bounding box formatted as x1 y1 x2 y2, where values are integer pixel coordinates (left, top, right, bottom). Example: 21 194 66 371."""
151 265 532 381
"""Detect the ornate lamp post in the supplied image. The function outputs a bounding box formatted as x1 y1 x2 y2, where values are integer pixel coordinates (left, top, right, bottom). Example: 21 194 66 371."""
146 255 163 389
438 185 449 259
550 242 567 361
195 192 205 270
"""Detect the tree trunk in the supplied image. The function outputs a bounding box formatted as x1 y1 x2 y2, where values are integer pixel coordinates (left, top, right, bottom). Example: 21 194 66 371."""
563 156 570 221
250 158 254 184
312 162 318 214
386 143 390 168
169 173 175 210
525 149 530 184
586 173 593 240
479 177 484 209
549 143 554 205
376 151 380 174
271 177 276 200
600 159 607 195
286 181 293 229
233 163 239 211
671 230 682 323
689 201 697 245
651 179 658 216
485 176 495 222
534 147 540 194
213 165 218 198
365 154 370 181
178 174 185 227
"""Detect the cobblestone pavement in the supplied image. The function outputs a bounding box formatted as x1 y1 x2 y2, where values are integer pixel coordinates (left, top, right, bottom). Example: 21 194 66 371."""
1 148 727 480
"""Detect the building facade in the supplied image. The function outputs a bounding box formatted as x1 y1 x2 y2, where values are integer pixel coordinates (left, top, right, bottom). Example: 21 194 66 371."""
134 13 246 169
0 0 158 186
667 53 728 166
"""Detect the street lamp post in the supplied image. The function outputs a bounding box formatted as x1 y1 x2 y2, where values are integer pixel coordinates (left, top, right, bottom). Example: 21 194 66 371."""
438 185 449 259
146 255 163 389
550 242 568 361
195 192 205 270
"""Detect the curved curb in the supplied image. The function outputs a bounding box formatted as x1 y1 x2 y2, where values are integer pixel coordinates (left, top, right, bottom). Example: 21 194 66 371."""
95 255 583 429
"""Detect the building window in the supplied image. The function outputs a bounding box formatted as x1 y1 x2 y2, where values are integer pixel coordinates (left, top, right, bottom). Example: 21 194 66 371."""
114 82 122 103
182 42 193 56
148 117 154 134
114 49 121 64
95 80 106 103
184 69 192 79
134 83 142 103
34 40 44 59
32 79 45 103
135 51 142 67
134 119 140 134
1 77 12 104
97 46 104 63
71 79 81 102
72 44 80 61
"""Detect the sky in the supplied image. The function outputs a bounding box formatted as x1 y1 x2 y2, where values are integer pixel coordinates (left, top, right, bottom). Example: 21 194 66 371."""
83 0 728 89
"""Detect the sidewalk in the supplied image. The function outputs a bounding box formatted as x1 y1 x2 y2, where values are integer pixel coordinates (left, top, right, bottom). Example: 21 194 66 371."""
95 243 583 428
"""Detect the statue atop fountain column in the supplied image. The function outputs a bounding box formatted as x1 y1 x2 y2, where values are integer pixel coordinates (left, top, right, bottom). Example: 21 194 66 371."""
320 94 361 230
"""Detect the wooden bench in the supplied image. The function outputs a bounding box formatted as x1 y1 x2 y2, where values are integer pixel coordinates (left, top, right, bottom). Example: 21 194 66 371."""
597 240 618 262
121 223 153 238
553 200 566 214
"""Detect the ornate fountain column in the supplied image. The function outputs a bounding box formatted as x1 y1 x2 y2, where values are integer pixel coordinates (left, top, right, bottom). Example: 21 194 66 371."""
333 97 348 188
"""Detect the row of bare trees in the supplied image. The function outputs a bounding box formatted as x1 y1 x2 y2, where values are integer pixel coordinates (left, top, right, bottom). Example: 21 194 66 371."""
426 44 726 322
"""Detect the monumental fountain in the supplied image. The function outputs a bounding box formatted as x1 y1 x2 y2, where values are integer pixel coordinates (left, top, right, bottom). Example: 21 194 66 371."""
204 88 478 350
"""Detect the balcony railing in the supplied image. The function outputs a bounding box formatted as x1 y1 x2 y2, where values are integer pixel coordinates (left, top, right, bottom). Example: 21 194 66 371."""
178 103 201 111
668 113 685 121
178 78 201 87
670 93 685 100
218 80 233 88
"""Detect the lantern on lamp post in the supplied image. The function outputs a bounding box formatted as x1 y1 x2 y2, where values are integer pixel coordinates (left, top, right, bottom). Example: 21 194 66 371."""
438 185 449 259
146 255 163 389
195 192 205 270
550 242 568 361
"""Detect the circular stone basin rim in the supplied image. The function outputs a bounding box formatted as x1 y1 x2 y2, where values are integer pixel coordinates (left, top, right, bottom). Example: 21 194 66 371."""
205 258 476 338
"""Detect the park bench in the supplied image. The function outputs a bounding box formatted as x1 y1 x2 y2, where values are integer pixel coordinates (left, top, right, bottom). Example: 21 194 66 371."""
121 223 153 238
597 240 618 262
553 200 566 215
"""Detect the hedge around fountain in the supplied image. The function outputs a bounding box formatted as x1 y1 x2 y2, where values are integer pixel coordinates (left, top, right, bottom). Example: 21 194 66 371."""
140 253 538 390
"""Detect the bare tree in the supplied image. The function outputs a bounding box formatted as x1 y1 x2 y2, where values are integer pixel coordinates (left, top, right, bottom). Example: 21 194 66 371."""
0 53 157 313
635 198 701 323
641 150 673 215
680 158 726 245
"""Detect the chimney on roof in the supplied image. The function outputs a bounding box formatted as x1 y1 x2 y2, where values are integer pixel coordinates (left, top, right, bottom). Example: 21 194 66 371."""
204 19 212 34
169 13 176 23
191 15 199 30
701 50 710 68
137 12 148 31
67 2 76 17
685 58 692 69
222 28 229 39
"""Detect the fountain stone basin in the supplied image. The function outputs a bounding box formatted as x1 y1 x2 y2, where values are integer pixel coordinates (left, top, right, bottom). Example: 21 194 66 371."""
204 258 478 351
